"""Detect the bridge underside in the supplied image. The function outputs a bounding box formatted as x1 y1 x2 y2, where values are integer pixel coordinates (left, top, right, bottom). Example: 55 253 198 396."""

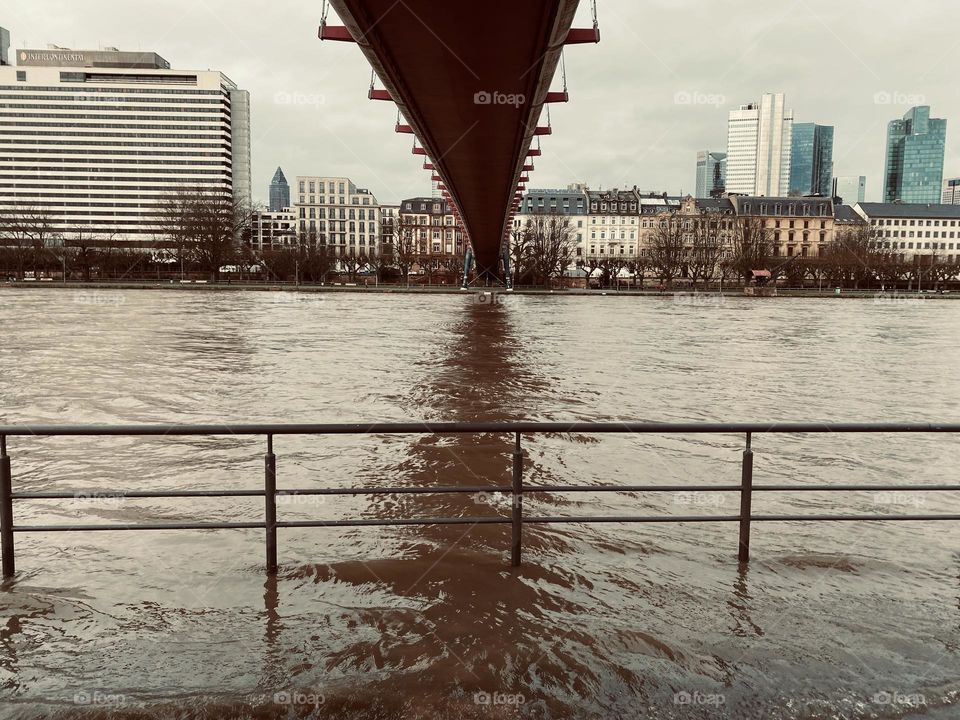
329 0 580 273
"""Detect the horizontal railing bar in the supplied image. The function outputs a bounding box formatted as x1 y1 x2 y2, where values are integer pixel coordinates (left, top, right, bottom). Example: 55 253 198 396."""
15 513 960 533
2 421 960 437
277 517 509 527
13 483 960 501
523 483 960 493
524 514 960 523
12 490 265 499
276 486 512 496
13 521 265 532
751 484 960 492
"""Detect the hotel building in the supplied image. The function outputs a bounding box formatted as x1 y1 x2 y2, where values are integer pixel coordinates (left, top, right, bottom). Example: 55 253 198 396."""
0 44 251 245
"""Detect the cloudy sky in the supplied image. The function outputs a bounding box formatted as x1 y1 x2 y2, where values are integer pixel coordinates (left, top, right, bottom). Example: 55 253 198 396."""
4 0 959 205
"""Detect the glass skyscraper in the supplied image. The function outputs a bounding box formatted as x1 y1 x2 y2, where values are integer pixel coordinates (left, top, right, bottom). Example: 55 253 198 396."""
269 167 291 212
789 123 833 196
884 106 946 203
695 151 726 198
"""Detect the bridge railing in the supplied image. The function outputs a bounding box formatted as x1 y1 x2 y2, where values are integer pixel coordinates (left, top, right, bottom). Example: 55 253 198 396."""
1 422 959 577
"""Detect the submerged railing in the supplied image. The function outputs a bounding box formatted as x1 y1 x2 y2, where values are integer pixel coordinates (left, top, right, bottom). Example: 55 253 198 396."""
1 422 959 577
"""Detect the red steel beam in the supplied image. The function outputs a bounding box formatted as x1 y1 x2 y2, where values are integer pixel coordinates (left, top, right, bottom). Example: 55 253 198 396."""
327 0 583 272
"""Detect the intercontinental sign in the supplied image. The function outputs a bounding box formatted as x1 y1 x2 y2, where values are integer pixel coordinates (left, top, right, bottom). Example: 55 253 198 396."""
16 48 170 70
18 50 88 66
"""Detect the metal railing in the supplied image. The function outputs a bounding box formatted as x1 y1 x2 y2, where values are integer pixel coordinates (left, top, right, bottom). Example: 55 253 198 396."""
1 421 959 578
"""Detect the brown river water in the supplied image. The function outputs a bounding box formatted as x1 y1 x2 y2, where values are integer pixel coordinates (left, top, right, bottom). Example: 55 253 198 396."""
0 288 959 719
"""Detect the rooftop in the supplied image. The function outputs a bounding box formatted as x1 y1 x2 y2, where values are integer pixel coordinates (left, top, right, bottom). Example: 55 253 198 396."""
855 202 960 219
16 45 170 69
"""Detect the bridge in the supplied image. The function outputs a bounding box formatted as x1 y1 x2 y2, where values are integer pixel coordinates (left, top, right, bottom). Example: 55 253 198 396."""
319 0 600 283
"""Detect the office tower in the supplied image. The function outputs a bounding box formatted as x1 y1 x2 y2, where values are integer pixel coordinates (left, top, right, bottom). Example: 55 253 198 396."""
884 105 946 203
789 123 834 196
269 167 291 211
695 151 727 198
725 92 793 196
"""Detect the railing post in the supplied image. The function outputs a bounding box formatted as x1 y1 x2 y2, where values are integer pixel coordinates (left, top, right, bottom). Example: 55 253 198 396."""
738 432 753 563
0 436 14 578
264 434 278 574
511 432 523 567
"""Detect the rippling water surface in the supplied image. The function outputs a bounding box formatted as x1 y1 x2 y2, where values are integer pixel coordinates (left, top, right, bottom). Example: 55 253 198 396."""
1 288 959 719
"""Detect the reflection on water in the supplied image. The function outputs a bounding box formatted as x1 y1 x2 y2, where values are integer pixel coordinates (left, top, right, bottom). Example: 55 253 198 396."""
0 289 959 718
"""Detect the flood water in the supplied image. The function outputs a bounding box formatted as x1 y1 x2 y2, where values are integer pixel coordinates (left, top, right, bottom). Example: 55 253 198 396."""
1 288 959 719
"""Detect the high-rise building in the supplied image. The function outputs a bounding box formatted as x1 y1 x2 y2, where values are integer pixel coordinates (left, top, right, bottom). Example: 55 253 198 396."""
695 151 727 198
884 105 946 203
832 176 866 205
0 45 251 244
941 177 960 205
725 93 793 196
0 28 10 66
295 176 380 256
789 123 834 196
269 167 291 212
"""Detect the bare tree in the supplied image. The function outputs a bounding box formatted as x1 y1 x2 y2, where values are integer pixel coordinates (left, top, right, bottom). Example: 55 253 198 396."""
648 216 686 287
730 217 773 285
627 254 649 289
523 214 576 286
391 214 418 286
301 242 335 283
687 217 726 288
339 248 366 283
823 225 879 289
509 226 534 286
160 190 252 282
0 204 59 279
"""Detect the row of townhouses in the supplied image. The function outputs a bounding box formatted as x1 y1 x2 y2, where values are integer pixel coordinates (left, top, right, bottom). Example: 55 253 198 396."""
513 185 960 265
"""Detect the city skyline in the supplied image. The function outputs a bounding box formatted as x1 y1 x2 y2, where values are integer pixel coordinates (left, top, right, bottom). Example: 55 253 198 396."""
2 0 959 206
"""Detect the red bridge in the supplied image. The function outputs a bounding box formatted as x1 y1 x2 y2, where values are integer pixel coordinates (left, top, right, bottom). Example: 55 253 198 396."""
320 0 599 281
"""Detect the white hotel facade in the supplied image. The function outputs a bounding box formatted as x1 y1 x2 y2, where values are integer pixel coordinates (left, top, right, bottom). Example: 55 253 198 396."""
0 46 251 245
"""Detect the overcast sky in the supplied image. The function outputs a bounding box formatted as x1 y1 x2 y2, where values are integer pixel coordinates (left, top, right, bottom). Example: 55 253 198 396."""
4 0 959 205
